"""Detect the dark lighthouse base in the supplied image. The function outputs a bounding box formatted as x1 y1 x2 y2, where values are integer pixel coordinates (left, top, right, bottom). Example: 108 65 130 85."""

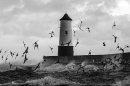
58 46 73 56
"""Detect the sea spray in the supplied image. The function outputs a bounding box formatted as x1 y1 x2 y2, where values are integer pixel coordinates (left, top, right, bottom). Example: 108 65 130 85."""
80 61 99 72
43 63 64 72
63 61 77 71
81 61 88 67
26 76 79 86
39 61 77 72
112 75 130 86
36 60 100 73
84 65 99 72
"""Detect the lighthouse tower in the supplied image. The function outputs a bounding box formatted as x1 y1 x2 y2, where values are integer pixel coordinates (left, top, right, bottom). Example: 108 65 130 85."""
58 13 74 56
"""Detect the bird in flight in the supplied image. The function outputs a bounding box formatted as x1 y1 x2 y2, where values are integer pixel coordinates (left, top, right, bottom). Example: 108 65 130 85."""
10 51 14 58
0 48 2 53
23 46 29 54
79 19 83 27
124 45 130 49
75 39 79 47
9 62 12 69
103 42 106 46
34 63 40 70
15 52 19 59
49 31 55 35
115 43 120 50
78 19 83 31
112 21 116 29
88 50 91 55
86 27 90 33
12 52 16 56
4 50 8 55
42 56 46 63
23 41 26 48
73 29 76 36
65 40 71 46
49 46 53 53
5 54 9 63
113 35 117 43
32 40 39 50
1 55 4 60
78 25 83 31
23 54 28 64
35 44 39 50
49 31 55 39
118 47 124 53
113 55 117 59
50 34 54 39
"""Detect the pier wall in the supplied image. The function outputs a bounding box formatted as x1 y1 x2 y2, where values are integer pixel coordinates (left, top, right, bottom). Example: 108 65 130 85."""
44 52 130 68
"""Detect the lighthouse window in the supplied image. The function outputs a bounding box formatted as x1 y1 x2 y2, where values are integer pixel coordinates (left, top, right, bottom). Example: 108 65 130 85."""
65 31 68 35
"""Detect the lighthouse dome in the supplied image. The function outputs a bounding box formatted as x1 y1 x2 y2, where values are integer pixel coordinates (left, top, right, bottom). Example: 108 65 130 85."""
60 13 72 21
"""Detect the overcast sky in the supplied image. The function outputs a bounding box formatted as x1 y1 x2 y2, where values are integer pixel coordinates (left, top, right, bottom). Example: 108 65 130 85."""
0 0 130 65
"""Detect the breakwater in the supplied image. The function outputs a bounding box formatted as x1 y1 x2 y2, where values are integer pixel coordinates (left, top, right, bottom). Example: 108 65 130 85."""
43 52 130 69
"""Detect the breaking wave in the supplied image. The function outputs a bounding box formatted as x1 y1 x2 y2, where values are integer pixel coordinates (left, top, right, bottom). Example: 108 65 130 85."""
36 61 100 73
26 76 80 86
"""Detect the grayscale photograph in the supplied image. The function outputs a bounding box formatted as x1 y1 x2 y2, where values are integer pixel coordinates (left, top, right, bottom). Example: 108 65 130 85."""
0 0 130 86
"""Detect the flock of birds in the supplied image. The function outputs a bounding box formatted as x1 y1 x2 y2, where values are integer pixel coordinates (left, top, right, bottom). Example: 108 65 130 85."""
0 29 60 70
0 30 56 71
0 19 130 71
75 20 129 71
0 40 48 70
76 20 129 54
52 19 130 65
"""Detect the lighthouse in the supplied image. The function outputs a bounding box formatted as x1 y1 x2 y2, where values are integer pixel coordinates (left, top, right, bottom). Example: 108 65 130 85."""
58 13 74 56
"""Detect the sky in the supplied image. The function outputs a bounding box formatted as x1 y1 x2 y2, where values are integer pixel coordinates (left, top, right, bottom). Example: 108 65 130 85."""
0 0 130 65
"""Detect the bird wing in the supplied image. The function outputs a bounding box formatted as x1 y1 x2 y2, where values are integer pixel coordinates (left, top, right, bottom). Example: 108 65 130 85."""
112 25 114 29
23 41 25 45
79 19 82 27
36 40 39 43
113 35 115 37
112 22 116 29
32 43 35 46
35 63 40 70
23 59 26 63
88 29 90 32
38 62 40 66
114 22 115 25
49 46 52 49
78 24 83 31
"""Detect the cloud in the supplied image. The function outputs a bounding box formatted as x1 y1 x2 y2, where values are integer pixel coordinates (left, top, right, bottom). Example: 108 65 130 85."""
0 0 130 64
0 0 25 23
0 0 20 10
111 0 130 16
33 0 52 5
21 0 70 13
3 5 16 13
0 11 61 38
